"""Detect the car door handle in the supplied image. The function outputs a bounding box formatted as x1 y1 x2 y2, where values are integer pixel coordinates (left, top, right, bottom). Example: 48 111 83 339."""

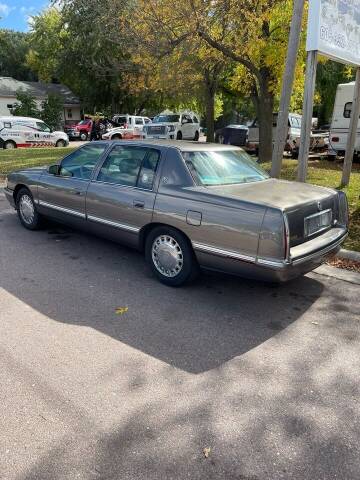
133 200 144 208
73 190 85 196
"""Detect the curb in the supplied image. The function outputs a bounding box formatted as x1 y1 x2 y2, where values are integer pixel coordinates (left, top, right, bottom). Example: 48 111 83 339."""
314 265 360 285
337 248 360 262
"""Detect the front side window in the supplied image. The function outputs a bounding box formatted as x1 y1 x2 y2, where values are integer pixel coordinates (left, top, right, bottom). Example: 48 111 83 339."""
60 144 107 179
183 150 269 186
135 118 143 125
97 146 159 189
36 122 51 132
182 114 193 124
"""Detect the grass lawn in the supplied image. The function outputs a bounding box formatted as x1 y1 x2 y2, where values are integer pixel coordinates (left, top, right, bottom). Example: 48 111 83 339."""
0 147 76 179
0 148 359 252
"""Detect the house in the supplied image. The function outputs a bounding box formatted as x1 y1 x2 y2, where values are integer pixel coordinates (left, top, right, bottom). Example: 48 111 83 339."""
0 77 81 127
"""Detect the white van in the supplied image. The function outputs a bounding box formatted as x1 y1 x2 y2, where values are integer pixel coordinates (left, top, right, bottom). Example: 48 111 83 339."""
330 81 360 157
0 116 69 149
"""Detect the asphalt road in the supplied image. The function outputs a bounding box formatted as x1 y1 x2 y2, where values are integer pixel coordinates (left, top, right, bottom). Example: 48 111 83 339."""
0 190 359 480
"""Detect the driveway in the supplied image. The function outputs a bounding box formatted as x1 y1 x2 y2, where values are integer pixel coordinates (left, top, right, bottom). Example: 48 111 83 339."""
0 189 359 480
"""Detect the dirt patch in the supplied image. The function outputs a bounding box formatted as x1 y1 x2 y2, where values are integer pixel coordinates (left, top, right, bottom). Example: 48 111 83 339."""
327 258 360 273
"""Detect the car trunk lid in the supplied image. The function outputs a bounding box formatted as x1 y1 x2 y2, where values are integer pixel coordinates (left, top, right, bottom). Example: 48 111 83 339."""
209 179 339 247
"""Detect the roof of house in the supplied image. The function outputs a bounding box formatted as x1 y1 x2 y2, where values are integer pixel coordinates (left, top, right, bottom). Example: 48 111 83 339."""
0 77 80 105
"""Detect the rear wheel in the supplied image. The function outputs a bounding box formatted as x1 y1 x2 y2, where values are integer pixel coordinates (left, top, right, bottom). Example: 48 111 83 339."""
4 140 16 149
176 131 182 140
16 188 43 230
194 130 200 141
145 226 199 286
111 134 122 140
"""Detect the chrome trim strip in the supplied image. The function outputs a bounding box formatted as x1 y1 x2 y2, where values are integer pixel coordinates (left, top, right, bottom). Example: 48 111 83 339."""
87 214 139 233
192 242 256 263
256 258 286 269
38 200 85 218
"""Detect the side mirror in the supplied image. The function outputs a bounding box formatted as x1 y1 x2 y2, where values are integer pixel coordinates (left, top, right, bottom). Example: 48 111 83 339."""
48 164 60 175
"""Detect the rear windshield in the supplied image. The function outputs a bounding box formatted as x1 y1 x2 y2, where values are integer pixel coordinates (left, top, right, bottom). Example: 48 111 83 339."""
182 150 269 186
153 115 180 123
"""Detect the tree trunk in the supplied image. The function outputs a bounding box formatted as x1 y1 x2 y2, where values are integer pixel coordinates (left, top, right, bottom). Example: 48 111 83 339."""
205 87 215 143
256 69 274 163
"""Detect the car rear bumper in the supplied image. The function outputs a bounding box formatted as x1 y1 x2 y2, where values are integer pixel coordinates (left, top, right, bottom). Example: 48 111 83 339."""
193 227 348 283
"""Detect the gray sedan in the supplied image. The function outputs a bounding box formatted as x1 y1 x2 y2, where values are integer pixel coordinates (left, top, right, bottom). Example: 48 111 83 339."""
4 140 348 286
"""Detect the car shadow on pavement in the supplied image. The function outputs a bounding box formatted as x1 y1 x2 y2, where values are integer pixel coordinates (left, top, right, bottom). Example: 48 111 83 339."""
0 213 324 374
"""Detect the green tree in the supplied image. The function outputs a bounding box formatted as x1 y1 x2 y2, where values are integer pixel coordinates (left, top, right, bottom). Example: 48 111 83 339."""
11 90 39 117
0 30 36 81
315 60 355 126
40 93 63 129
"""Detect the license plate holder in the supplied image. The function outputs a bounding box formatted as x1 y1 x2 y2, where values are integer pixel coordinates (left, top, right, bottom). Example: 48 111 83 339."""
304 209 332 237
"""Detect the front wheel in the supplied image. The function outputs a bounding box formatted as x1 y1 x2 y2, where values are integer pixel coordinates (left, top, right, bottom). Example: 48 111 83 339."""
145 227 199 286
194 131 200 141
176 131 182 140
80 132 88 141
56 139 66 148
16 188 43 230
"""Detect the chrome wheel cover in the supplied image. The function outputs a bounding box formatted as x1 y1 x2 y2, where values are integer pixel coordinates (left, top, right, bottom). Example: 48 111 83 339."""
19 194 35 224
152 235 183 278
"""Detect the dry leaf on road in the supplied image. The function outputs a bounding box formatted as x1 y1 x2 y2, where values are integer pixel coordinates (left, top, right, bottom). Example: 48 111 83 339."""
203 447 211 458
115 307 129 315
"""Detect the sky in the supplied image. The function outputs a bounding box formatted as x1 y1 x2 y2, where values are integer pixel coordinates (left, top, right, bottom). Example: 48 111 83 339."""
0 0 48 32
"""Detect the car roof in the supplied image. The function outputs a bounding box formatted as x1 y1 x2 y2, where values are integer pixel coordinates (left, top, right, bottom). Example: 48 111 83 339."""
97 139 242 152
0 116 41 122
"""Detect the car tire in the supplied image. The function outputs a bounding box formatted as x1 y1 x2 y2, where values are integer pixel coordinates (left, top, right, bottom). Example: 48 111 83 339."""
145 226 199 287
80 132 88 141
111 134 122 140
56 139 66 148
4 140 17 149
176 131 182 140
194 131 200 141
16 188 43 230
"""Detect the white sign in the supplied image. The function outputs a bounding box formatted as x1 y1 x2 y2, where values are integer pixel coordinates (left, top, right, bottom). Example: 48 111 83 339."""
307 0 360 65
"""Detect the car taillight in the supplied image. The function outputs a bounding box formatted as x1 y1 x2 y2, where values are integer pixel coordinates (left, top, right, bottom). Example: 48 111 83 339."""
332 137 339 142
284 215 290 260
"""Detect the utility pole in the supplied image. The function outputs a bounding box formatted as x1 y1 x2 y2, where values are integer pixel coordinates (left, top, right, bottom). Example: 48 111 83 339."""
297 50 318 182
341 67 360 187
271 0 306 178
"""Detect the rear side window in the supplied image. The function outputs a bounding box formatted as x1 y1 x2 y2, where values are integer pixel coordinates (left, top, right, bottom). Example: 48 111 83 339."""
97 145 148 186
97 146 159 189
137 150 160 189
344 102 352 118
135 118 143 125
